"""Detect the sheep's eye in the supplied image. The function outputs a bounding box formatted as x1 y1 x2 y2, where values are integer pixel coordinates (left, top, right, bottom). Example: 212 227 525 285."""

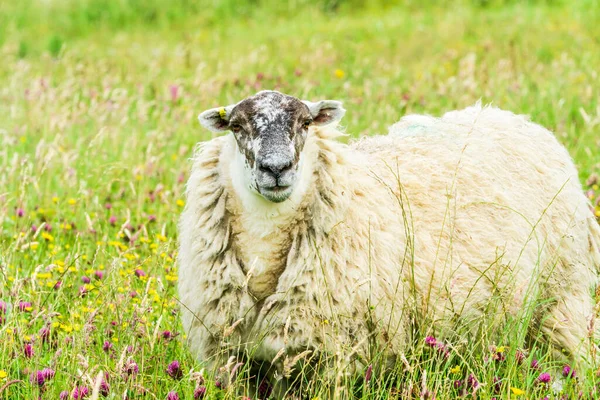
230 124 242 133
302 120 312 129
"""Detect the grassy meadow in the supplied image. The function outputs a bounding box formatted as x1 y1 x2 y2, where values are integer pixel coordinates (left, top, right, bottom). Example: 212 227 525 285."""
1 0 600 398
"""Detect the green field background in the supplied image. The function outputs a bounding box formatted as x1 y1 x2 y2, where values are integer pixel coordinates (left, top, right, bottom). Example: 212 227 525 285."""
1 0 599 399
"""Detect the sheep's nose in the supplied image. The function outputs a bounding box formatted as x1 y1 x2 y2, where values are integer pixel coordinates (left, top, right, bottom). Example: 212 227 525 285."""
258 159 293 179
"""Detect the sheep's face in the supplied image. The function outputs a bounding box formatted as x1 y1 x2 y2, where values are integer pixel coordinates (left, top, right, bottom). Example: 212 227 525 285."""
198 90 345 203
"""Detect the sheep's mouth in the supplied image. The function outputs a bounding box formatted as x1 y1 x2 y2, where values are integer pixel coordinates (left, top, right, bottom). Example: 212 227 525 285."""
258 184 293 202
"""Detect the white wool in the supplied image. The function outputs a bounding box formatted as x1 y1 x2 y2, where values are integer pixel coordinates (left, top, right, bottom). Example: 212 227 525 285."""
178 104 600 375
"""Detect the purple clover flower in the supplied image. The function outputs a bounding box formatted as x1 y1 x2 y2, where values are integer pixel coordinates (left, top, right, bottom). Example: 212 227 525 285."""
72 386 89 399
82 276 91 284
102 340 113 353
538 372 551 383
134 269 146 277
425 336 437 347
466 374 478 389
166 360 183 380
18 301 32 312
166 391 180 400
24 343 34 358
29 368 54 386
123 358 139 379
193 386 207 399
562 365 576 378
60 391 69 400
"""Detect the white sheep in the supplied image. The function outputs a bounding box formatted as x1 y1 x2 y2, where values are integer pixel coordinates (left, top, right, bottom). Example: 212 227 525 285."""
178 90 600 383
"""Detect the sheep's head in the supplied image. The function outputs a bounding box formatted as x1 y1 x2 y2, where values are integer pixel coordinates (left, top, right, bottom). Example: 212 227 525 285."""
198 90 345 203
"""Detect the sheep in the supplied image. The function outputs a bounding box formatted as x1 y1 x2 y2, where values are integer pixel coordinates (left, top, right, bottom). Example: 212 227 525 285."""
178 90 600 384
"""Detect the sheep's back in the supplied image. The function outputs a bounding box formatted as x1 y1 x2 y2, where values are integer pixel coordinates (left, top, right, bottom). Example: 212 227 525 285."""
351 104 597 331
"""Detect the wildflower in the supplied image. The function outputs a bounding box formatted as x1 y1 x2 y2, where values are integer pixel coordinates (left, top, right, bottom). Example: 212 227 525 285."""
24 343 33 358
466 374 478 389
94 270 104 280
334 69 345 79
364 364 372 384
170 85 179 103
72 386 89 399
562 365 576 378
510 387 525 396
176 199 185 207
435 342 450 358
68 199 76 205
60 391 69 400
148 214 156 222
134 269 146 277
82 276 91 284
39 326 50 343
449 365 460 374
42 368 55 380
425 336 437 347
30 368 54 386
166 360 183 380
123 358 139 379
109 216 117 226
193 386 207 399
531 359 539 369
161 330 173 340
102 341 113 353
538 372 551 383
105 203 112 210
453 380 463 389
54 281 62 289
166 392 180 400
0 301 6 313
99 378 110 396
0 370 7 379
18 301 32 312
16 208 24 217
32 225 37 232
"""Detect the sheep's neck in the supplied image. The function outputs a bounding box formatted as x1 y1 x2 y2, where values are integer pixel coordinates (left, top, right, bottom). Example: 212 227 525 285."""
232 210 297 300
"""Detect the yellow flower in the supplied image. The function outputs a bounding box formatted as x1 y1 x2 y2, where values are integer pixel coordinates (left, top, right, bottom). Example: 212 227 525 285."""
52 196 59 203
510 387 525 396
176 199 185 207
496 346 505 353
450 365 460 374
41 232 54 242
67 198 76 205
0 370 7 379
334 69 345 79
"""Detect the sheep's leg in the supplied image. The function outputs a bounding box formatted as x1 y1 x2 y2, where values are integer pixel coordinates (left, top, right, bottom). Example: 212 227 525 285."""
179 250 258 373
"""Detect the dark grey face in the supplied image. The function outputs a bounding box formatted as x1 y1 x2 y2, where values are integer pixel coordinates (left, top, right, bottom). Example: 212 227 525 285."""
226 91 312 202
198 90 345 203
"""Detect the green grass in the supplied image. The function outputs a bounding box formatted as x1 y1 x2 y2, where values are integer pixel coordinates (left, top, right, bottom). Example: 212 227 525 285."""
1 0 600 398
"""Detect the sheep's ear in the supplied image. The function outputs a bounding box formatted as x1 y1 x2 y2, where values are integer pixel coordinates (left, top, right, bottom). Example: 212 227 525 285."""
302 100 346 126
198 104 236 132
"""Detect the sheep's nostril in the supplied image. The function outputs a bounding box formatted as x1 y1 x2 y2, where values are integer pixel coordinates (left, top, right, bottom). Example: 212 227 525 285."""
259 161 293 178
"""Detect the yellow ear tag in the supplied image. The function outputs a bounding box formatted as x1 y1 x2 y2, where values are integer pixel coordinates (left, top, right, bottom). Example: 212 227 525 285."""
218 108 227 118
